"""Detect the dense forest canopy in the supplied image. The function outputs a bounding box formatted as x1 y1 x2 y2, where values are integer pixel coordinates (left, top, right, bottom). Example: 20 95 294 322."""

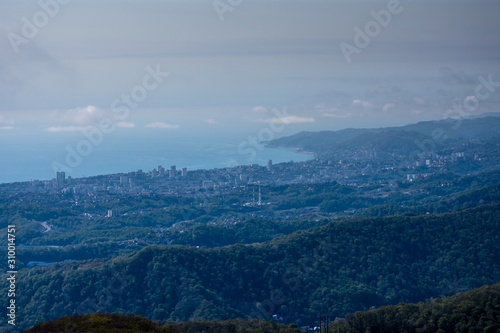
4 202 499 330
21 282 500 332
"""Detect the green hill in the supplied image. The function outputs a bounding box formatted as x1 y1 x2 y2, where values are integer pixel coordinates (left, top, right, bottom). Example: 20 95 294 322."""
22 313 303 333
267 116 500 154
267 128 369 153
340 130 436 154
330 282 500 332
5 203 500 330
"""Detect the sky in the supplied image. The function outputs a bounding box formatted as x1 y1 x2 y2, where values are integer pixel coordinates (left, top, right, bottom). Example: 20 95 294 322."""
1 0 500 142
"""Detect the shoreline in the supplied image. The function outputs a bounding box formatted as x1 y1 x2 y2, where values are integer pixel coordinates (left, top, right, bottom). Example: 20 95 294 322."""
268 144 317 161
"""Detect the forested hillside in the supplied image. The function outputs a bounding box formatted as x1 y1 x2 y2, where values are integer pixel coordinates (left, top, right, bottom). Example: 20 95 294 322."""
2 170 499 271
21 282 500 332
22 313 303 333
330 282 500 332
6 203 500 330
267 116 500 154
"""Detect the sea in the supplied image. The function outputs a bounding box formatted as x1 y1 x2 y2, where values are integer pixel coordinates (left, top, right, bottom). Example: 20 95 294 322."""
0 133 312 184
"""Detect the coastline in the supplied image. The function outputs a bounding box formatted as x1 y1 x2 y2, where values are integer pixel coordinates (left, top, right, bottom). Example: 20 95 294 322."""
267 144 316 161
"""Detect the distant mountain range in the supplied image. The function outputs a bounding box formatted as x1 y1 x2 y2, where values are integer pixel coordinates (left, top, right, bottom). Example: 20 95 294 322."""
267 114 500 154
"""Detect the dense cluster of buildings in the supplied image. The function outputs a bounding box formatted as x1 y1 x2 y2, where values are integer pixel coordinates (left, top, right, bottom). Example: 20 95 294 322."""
2 143 493 199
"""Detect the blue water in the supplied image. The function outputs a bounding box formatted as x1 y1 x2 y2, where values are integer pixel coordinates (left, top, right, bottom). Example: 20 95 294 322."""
0 133 311 184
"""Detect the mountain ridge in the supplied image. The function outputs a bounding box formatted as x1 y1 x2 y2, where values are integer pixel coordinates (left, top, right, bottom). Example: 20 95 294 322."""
268 115 500 154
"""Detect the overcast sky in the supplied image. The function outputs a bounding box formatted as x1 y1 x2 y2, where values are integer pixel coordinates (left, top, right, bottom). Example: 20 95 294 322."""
1 0 499 140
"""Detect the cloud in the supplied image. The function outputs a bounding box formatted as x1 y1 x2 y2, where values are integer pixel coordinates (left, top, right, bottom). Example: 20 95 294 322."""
116 121 136 128
54 105 104 125
258 115 315 124
45 126 91 132
438 67 475 85
0 114 15 130
252 106 268 113
351 100 373 109
314 103 338 114
382 103 396 112
413 97 427 106
204 119 217 125
315 103 352 118
322 113 352 119
145 122 180 129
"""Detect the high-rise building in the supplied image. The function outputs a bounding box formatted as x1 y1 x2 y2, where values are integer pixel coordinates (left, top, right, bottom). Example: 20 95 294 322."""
182 167 187 177
258 184 262 205
168 165 176 178
56 172 65 187
158 165 165 177
267 159 273 171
